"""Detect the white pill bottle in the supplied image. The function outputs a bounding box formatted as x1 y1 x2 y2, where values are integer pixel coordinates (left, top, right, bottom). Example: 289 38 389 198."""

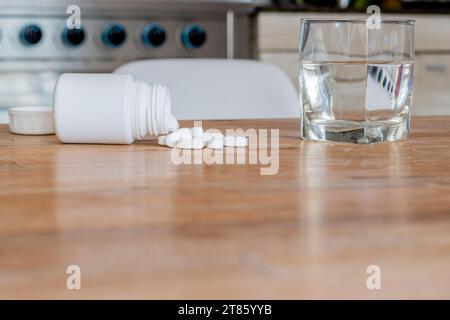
54 73 178 144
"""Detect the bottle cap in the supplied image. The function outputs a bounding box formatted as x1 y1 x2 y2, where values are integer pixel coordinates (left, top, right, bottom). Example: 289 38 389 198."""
8 106 55 135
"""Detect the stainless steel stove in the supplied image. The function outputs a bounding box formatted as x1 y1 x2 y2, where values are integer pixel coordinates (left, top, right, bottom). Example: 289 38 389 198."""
0 0 255 122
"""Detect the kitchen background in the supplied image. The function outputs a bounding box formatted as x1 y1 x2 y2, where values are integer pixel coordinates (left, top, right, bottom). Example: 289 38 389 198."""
0 0 449 123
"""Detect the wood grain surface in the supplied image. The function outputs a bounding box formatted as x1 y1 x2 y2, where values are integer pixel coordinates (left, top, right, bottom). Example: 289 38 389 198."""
1 117 450 299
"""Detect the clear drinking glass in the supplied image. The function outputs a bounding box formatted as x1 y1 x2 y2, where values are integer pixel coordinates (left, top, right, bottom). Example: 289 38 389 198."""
299 18 415 143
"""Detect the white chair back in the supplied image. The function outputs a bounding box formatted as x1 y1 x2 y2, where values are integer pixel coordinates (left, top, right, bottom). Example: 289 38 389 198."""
114 59 299 119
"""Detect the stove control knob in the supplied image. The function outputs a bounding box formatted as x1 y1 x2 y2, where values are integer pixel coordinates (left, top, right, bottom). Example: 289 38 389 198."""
62 27 85 46
102 24 126 47
181 24 206 49
142 24 166 48
20 24 42 45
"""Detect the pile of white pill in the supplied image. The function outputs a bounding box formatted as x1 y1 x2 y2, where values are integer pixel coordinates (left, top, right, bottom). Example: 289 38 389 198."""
158 127 247 150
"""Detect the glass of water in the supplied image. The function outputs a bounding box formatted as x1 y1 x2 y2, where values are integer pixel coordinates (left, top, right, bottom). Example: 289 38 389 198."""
299 18 415 143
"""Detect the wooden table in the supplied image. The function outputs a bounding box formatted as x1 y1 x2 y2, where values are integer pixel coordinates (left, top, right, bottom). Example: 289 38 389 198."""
1 117 450 299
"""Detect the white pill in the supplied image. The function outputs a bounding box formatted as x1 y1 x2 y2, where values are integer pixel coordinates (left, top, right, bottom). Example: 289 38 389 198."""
207 138 224 150
176 138 204 149
166 128 192 147
234 136 247 147
203 132 224 143
174 128 193 137
192 138 205 149
175 138 192 149
191 126 204 138
158 135 167 146
224 135 235 147
166 134 181 147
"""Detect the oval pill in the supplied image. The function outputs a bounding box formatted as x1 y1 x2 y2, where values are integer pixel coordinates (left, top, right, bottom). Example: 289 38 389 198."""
166 133 181 147
166 128 192 147
174 128 193 138
203 132 224 143
176 138 204 149
191 138 205 149
191 126 204 138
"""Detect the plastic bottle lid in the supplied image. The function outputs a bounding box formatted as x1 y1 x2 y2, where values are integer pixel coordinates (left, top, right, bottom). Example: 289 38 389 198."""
8 106 55 135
